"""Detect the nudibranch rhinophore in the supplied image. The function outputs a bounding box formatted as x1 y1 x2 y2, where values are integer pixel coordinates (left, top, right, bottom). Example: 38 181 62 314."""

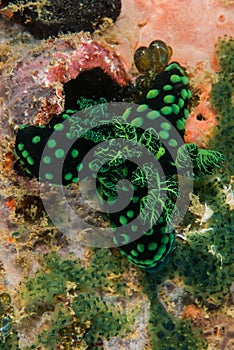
14 40 225 272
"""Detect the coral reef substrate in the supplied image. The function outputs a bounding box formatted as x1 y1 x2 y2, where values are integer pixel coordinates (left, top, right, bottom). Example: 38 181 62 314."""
0 0 121 38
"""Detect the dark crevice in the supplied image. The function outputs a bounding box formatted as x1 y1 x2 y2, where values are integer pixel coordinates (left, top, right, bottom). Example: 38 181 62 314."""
63 67 126 110
2 0 121 38
196 113 206 121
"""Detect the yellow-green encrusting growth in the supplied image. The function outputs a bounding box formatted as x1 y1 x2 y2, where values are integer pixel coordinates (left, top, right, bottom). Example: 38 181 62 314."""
0 293 19 349
210 36 234 176
21 250 130 349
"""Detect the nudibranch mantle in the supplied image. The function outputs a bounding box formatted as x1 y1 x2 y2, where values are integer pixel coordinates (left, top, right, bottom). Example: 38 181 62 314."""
14 61 225 272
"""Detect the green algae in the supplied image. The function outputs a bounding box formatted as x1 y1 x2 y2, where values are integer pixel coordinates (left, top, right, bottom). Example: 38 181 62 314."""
0 293 19 350
21 250 129 349
148 302 206 350
210 36 234 177
141 272 207 350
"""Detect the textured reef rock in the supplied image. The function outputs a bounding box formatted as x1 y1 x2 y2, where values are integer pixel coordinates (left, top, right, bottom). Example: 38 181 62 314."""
0 0 121 38
0 32 129 130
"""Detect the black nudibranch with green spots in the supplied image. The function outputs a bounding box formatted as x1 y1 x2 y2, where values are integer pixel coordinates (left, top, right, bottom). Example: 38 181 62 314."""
14 41 225 272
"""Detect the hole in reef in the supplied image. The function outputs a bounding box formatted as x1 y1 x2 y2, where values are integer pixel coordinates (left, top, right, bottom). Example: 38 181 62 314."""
63 67 124 110
196 113 206 121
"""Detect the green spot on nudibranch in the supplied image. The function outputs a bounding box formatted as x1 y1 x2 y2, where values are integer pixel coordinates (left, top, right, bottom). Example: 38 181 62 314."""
172 104 180 115
168 139 178 147
131 117 144 127
76 163 83 172
19 124 27 129
156 244 167 258
146 89 159 99
18 143 24 151
131 224 138 232
137 243 145 253
122 107 132 121
165 62 183 73
55 148 65 159
66 132 74 140
163 84 173 91
163 95 175 104
48 139 57 148
120 234 130 244
160 106 173 115
184 108 189 118
71 149 79 158
180 88 188 99
53 123 64 131
137 104 148 113
45 172 54 180
22 150 29 158
32 135 41 144
113 236 118 245
159 130 169 140
61 113 70 119
187 89 192 98
147 110 161 120
176 119 186 130
160 122 171 131
145 228 154 236
27 156 34 165
119 215 128 226
132 196 139 203
43 156 51 164
127 210 134 218
170 74 182 83
161 235 169 245
131 250 139 257
178 98 185 109
148 242 158 251
182 76 189 85
64 173 73 181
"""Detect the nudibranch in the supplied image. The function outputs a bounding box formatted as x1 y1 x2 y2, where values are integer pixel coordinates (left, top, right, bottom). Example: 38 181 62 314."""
14 40 225 272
